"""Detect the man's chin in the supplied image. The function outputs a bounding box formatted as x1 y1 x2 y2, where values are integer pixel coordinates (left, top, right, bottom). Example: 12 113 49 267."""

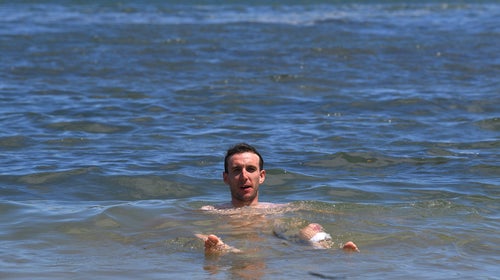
239 194 257 203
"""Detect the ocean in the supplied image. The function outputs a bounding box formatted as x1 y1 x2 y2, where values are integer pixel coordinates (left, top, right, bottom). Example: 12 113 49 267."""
0 1 499 279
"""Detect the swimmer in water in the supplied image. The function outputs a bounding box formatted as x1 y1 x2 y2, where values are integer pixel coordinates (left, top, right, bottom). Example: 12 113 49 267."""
196 143 359 254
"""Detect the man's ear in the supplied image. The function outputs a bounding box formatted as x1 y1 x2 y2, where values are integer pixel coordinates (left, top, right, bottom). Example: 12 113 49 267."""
222 171 229 185
259 170 266 184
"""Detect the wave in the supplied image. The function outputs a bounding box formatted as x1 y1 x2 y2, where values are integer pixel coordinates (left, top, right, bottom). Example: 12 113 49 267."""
1 170 201 201
0 2 496 34
46 121 133 134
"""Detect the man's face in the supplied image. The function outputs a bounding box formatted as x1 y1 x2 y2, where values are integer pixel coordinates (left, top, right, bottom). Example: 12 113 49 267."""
223 152 266 207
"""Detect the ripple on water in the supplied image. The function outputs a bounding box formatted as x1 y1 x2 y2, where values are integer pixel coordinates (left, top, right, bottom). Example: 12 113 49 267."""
46 121 134 134
304 151 457 169
101 175 200 200
4 169 201 201
0 135 33 149
475 117 500 131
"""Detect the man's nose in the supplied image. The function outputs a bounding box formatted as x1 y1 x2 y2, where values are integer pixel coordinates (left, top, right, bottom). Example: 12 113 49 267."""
241 168 250 179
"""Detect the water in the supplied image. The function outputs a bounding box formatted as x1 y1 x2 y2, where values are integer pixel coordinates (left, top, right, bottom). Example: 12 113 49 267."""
1 1 499 279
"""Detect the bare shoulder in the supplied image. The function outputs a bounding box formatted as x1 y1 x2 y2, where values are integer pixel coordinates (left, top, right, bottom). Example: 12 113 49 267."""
200 202 290 213
200 203 233 211
254 202 289 209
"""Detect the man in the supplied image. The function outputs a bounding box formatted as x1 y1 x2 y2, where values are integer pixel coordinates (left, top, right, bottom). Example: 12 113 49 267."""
201 142 276 210
196 143 359 254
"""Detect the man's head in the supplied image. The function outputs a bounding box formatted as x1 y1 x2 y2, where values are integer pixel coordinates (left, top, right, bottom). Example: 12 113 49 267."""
224 143 264 173
223 143 266 207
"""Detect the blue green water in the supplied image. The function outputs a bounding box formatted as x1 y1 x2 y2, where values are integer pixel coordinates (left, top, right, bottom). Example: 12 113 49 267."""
1 1 499 279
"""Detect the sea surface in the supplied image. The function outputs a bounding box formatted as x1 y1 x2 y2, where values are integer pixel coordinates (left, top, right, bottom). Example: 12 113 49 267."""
1 1 499 279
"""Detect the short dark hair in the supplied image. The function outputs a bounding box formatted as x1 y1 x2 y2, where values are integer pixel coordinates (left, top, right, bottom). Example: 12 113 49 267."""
224 143 264 173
